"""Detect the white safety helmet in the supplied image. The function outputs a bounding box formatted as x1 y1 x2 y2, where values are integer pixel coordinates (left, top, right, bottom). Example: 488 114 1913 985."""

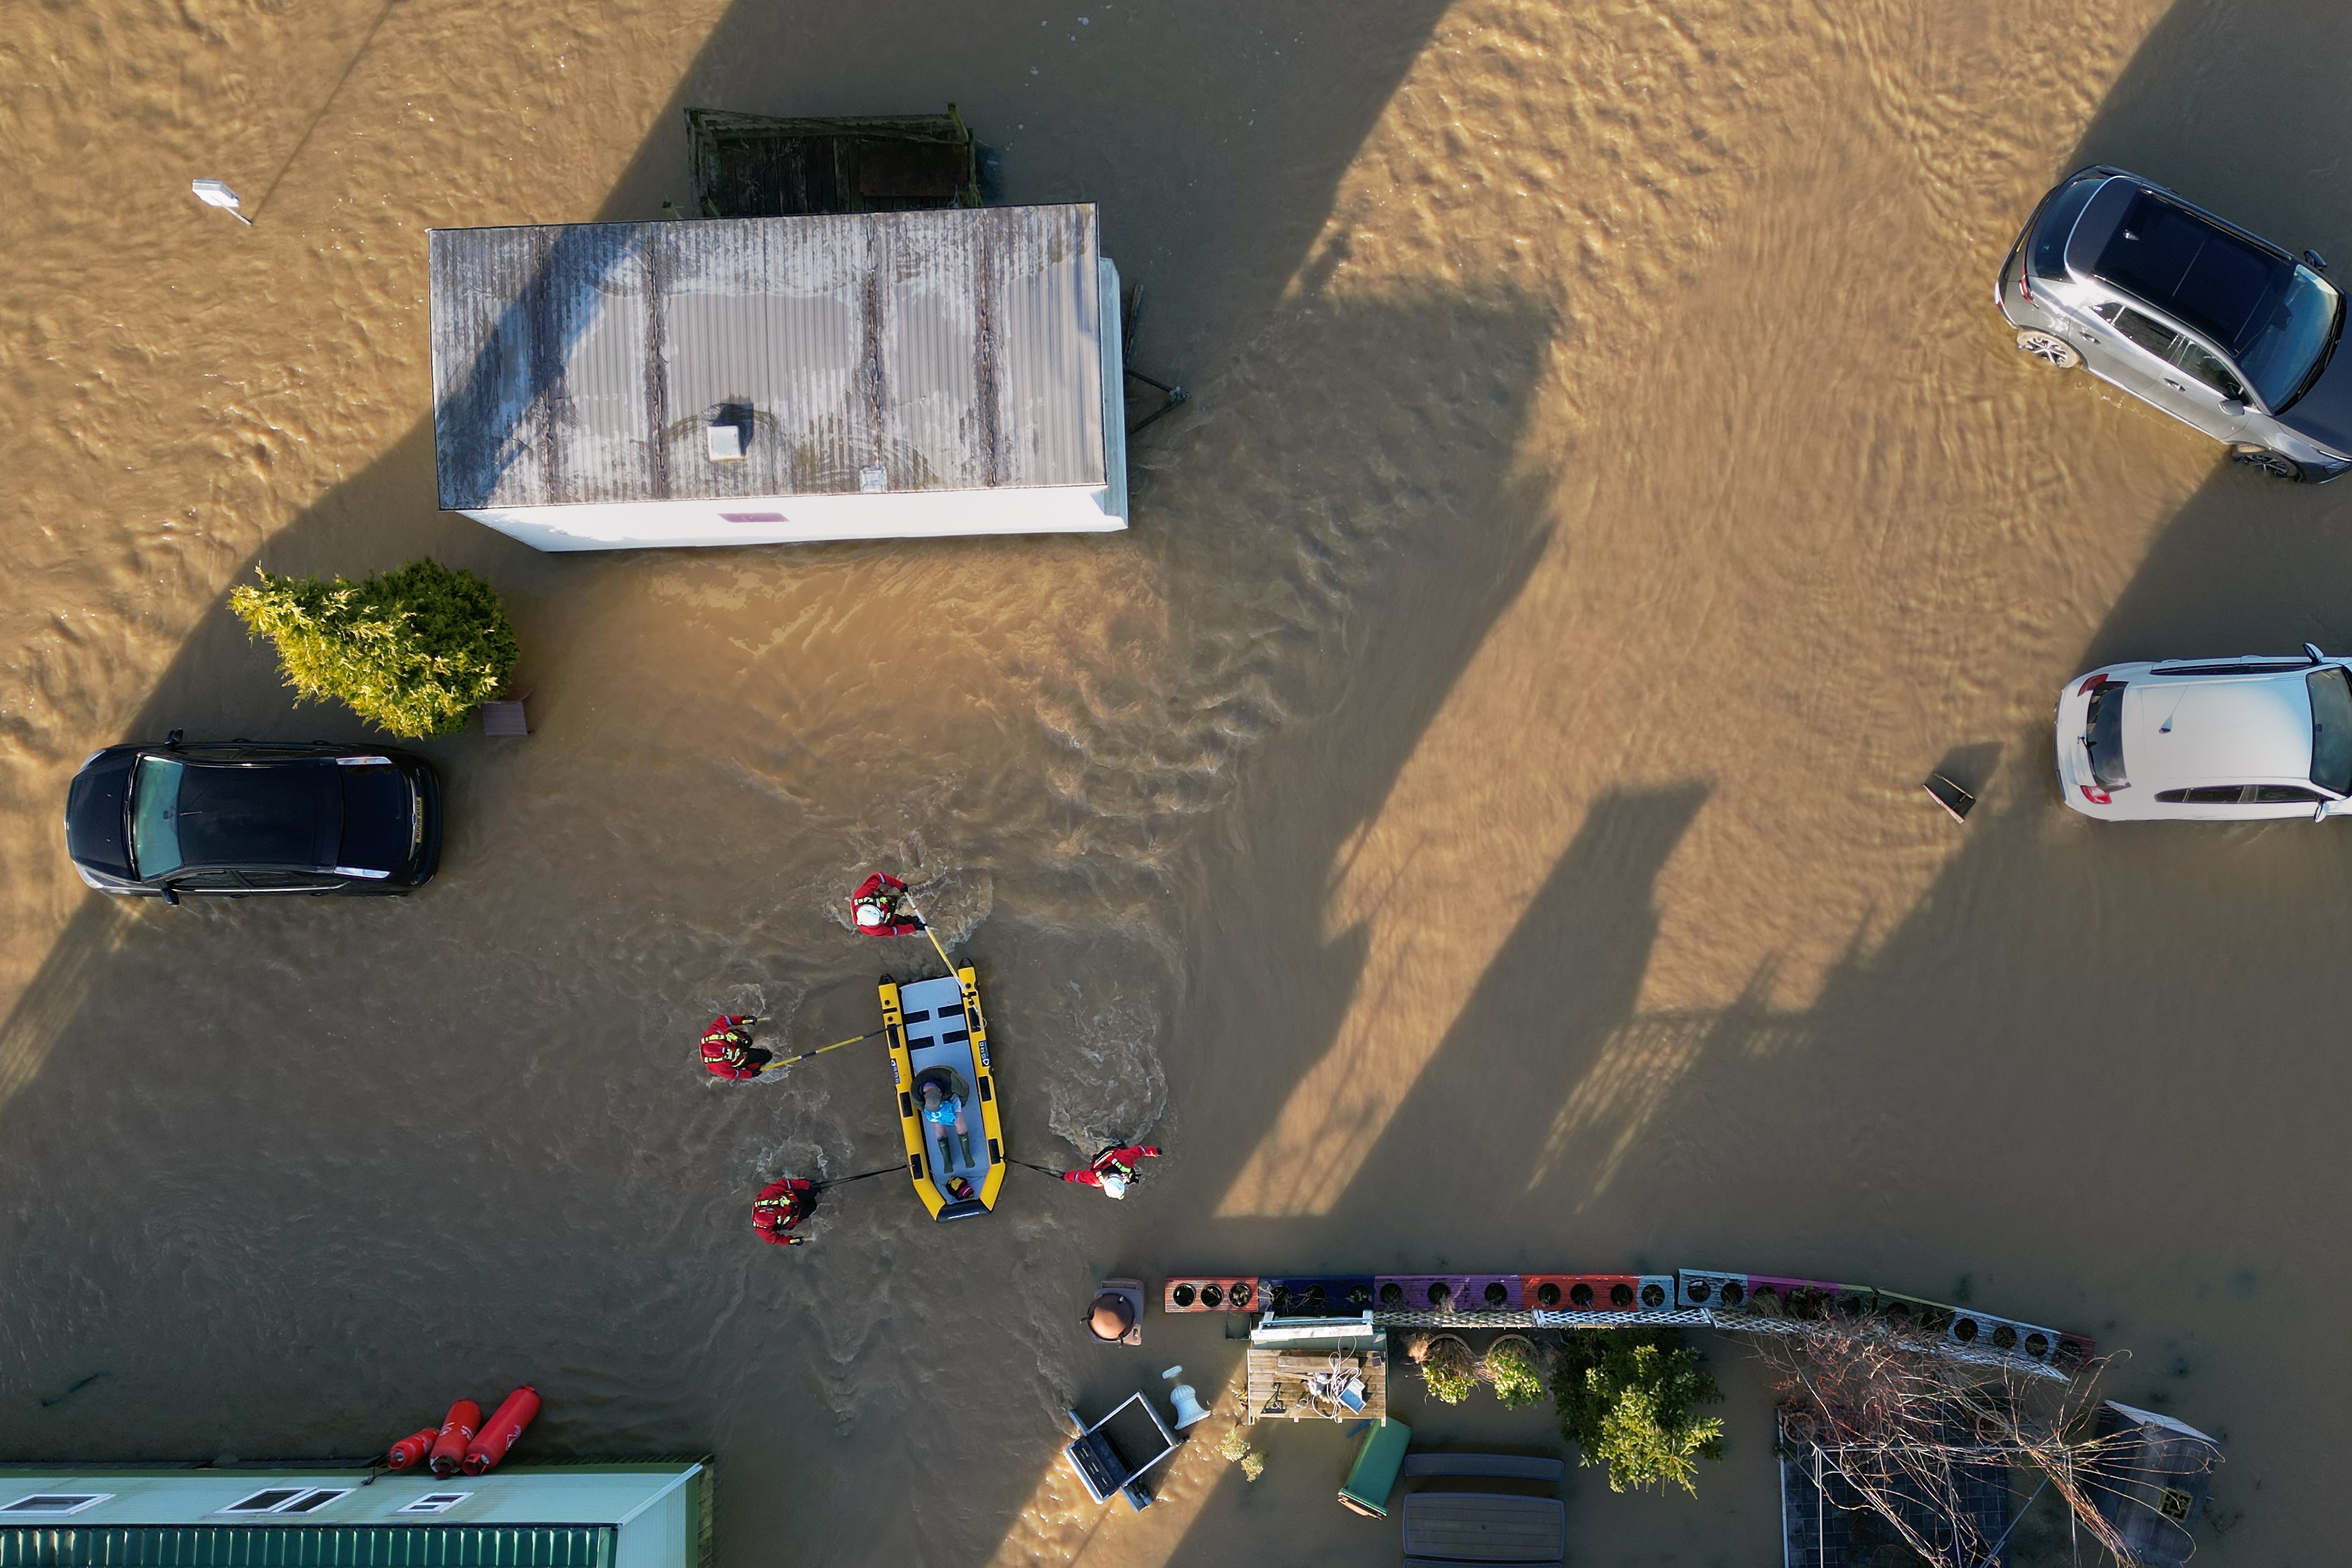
855 901 886 927
1098 1172 1130 1200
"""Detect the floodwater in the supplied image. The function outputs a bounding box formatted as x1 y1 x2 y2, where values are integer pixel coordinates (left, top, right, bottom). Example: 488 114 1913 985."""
2 0 2348 1563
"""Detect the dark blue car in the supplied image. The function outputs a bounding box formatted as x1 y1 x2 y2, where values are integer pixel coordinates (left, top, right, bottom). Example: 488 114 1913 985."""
64 735 441 900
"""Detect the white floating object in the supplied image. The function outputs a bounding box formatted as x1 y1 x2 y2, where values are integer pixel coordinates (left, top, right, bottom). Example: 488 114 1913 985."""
190 179 253 225
1162 1366 1209 1429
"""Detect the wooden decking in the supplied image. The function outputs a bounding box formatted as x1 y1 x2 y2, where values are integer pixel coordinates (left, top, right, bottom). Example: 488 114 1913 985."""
1244 1345 1388 1423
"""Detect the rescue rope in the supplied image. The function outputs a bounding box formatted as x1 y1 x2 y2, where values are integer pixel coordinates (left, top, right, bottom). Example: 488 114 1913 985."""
914 907 957 973
811 1164 902 1192
771 1026 887 1069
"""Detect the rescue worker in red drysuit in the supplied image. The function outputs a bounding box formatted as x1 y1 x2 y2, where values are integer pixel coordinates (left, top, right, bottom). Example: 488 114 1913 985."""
700 1015 775 1081
1062 1145 1162 1198
850 873 925 937
753 1178 815 1247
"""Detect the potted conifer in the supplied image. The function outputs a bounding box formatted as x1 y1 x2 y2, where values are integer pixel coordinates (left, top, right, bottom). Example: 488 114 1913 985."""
230 558 518 738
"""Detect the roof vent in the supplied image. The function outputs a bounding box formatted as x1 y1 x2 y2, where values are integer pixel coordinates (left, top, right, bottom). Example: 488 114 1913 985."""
859 464 887 493
706 404 752 462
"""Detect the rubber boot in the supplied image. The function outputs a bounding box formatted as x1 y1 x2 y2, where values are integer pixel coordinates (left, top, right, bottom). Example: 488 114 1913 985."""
957 1130 975 1167
938 1133 955 1172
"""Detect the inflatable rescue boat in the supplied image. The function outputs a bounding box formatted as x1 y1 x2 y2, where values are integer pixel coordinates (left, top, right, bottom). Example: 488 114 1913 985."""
880 968 1008 1221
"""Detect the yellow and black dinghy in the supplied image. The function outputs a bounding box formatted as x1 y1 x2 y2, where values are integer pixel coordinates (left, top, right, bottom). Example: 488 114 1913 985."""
879 967 1008 1221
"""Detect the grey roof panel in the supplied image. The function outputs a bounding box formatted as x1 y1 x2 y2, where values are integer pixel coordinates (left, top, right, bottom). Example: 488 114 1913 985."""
430 207 1105 510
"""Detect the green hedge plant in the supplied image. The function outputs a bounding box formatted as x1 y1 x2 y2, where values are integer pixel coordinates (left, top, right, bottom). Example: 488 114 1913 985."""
1481 1334 1547 1409
230 559 519 738
1552 1328 1726 1495
1418 1334 1478 1405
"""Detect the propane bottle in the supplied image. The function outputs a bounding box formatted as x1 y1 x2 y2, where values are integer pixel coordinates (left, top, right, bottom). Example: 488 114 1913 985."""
462 1385 541 1475
384 1427 439 1472
426 1399 483 1478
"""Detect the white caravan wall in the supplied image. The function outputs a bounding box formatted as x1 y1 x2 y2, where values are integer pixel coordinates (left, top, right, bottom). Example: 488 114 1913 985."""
463 484 1123 552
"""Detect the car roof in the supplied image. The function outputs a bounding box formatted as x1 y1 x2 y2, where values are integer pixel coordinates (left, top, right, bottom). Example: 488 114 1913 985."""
2088 185 2293 358
2119 669 2314 787
153 753 343 871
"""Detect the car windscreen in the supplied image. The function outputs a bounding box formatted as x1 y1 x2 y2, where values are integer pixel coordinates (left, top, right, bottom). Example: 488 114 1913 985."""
137 759 339 875
2308 667 2352 795
2030 178 2102 281
2086 682 2128 788
2237 263 2341 410
336 763 414 872
2094 194 2304 383
128 756 187 877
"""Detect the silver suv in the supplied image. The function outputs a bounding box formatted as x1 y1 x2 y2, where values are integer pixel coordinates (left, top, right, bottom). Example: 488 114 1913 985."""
1997 167 2351 481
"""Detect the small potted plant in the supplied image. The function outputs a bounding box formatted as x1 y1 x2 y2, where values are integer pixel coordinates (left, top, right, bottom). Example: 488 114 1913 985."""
1481 1334 1546 1409
1418 1333 1478 1405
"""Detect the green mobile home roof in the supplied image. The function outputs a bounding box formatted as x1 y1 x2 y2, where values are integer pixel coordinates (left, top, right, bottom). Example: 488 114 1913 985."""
0 1524 610 1566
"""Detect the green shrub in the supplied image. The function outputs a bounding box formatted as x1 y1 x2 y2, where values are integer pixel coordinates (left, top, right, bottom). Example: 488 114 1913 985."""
1552 1328 1725 1495
1216 1426 1264 1482
1481 1336 1547 1409
1419 1334 1478 1405
230 559 518 738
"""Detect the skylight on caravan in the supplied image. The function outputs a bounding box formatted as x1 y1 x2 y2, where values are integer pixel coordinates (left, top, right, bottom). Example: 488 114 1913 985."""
0 1494 110 1517
215 1487 351 1515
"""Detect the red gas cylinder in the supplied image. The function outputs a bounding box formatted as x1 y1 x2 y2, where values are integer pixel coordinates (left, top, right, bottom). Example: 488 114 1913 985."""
426 1399 483 1478
384 1427 439 1472
461 1385 541 1475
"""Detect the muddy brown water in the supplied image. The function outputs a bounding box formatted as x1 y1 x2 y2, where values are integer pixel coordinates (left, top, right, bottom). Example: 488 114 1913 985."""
2 0 2348 1563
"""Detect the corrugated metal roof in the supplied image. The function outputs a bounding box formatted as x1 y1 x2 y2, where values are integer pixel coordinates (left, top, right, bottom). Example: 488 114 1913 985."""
0 1526 611 1566
429 206 1106 510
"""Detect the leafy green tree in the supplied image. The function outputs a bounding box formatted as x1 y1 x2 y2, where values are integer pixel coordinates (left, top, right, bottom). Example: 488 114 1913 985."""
1552 1328 1726 1495
230 559 518 738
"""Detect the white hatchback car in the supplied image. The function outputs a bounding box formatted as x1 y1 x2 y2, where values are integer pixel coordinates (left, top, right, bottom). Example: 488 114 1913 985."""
2056 648 2352 820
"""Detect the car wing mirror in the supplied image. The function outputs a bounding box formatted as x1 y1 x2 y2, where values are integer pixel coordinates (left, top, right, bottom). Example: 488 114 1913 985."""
2221 398 2246 416
159 885 181 906
2307 248 2330 273
164 729 184 749
2307 642 2327 663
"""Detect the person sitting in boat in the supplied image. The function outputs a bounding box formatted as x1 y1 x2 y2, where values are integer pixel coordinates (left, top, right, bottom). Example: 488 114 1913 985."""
700 1016 775 1081
1063 1144 1161 1197
850 873 925 937
752 1177 814 1247
916 1075 975 1170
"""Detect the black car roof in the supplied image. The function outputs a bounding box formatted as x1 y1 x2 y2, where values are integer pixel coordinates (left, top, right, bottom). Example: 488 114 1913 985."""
2092 189 2293 358
156 756 341 872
